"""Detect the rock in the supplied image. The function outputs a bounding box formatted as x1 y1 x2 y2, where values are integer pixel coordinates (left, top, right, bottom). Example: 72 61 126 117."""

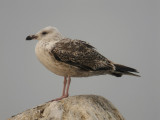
8 95 125 120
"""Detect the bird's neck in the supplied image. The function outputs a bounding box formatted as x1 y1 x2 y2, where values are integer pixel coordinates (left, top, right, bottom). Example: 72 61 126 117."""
53 32 64 41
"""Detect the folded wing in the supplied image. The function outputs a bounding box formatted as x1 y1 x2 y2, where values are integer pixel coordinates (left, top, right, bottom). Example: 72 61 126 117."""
51 38 115 71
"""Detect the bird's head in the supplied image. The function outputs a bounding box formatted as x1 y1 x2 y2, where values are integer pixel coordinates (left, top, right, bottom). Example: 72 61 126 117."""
26 26 62 41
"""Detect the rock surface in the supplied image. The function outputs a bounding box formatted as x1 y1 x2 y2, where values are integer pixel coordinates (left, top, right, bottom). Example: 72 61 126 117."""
8 95 125 120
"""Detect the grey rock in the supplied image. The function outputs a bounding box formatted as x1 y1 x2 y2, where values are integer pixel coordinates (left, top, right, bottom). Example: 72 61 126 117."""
8 95 125 120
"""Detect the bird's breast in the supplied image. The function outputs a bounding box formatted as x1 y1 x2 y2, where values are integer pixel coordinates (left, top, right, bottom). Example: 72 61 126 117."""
35 41 80 77
35 41 61 74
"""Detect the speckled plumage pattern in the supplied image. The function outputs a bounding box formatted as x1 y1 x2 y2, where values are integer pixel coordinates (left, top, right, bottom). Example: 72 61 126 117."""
51 38 114 71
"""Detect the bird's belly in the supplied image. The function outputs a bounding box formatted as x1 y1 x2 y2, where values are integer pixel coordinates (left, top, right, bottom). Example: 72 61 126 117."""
35 46 96 77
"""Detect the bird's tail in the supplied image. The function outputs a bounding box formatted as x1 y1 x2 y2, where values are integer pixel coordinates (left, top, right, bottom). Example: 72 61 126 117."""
111 64 140 77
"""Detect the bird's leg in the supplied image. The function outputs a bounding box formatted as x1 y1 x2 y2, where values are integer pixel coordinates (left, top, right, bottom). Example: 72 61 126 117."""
50 76 71 101
65 76 71 97
59 76 71 98
62 76 67 96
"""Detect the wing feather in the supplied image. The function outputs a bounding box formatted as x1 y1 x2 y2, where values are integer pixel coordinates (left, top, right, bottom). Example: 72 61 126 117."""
51 38 114 71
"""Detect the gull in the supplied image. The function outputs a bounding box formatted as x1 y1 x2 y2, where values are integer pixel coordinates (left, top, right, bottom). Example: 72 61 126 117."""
26 26 140 101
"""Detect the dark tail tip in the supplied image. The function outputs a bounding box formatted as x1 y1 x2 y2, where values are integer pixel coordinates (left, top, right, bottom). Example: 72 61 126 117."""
113 64 140 77
115 64 139 73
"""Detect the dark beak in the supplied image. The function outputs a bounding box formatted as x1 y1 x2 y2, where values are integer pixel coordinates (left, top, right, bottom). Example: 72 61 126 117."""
26 35 37 40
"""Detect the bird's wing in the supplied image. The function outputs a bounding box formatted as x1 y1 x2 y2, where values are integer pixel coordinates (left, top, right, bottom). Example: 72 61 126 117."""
50 38 115 71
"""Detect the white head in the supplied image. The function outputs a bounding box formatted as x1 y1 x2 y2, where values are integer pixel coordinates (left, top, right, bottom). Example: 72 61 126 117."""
26 26 62 41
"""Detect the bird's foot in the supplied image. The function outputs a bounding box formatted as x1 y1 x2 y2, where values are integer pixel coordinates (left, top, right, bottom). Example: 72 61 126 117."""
49 95 69 102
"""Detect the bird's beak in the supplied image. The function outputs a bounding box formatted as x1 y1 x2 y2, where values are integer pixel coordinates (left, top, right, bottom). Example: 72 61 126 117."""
26 35 38 40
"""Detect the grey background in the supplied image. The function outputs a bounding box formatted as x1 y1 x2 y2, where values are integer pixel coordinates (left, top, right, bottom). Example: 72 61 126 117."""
0 0 159 120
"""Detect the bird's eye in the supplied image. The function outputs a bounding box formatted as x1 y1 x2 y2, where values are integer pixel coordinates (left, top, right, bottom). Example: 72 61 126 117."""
42 31 48 35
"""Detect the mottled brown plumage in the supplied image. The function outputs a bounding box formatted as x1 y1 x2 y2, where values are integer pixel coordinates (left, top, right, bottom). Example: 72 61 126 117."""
51 38 114 71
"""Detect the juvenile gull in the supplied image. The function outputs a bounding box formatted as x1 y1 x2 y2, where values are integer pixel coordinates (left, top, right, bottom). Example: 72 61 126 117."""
26 26 140 101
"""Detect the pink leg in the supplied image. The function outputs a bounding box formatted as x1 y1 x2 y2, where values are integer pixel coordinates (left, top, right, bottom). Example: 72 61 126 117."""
62 77 67 96
50 76 71 101
65 76 71 97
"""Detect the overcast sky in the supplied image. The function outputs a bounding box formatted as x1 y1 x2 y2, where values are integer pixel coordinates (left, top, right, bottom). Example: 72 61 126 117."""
0 0 159 120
